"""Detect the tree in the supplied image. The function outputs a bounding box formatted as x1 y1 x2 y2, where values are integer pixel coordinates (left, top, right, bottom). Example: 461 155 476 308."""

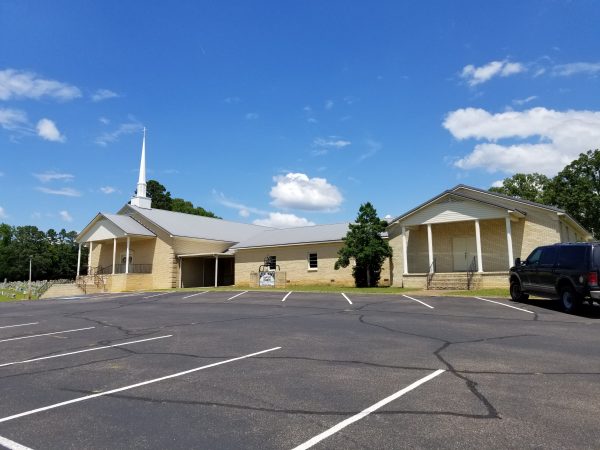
548 150 600 239
145 180 173 210
489 173 552 204
143 179 221 218
334 202 393 287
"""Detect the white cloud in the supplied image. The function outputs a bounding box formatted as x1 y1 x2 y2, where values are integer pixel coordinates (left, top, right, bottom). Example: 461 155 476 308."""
36 187 82 197
444 107 600 174
213 190 268 216
253 212 315 228
99 117 110 125
324 99 334 110
100 186 117 194
312 136 351 155
59 210 73 222
460 60 525 86
552 62 600 77
36 118 65 142
245 112 259 120
33 171 74 183
31 212 41 219
224 96 241 104
91 89 119 102
491 180 504 188
0 108 29 130
0 69 81 101
95 121 143 146
513 95 538 106
269 173 343 211
0 206 7 219
358 139 382 161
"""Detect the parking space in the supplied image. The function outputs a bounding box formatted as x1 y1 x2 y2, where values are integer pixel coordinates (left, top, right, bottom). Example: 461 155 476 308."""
0 290 599 449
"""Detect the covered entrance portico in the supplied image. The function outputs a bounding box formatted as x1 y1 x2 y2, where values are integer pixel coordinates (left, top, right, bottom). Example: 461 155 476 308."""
179 253 235 288
76 213 157 292
389 191 524 289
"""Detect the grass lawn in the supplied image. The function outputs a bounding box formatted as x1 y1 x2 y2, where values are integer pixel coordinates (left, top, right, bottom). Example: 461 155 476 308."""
443 288 510 298
0 288 39 302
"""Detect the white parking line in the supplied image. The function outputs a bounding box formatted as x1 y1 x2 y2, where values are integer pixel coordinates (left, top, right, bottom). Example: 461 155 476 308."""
0 327 95 344
0 322 39 330
142 292 170 299
0 434 33 450
281 291 293 302
341 293 353 305
227 291 248 301
402 294 434 309
0 346 281 424
292 369 445 450
475 297 534 314
0 335 172 368
182 291 208 299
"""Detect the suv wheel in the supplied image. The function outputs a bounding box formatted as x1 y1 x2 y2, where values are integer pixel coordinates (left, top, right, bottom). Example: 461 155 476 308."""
560 285 580 313
510 279 529 302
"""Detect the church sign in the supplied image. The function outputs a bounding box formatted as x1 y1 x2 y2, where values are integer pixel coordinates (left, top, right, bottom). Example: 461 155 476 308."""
259 271 276 287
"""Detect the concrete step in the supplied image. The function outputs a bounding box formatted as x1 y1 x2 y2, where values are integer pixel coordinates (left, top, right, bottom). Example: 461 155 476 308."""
428 274 481 290
41 283 86 299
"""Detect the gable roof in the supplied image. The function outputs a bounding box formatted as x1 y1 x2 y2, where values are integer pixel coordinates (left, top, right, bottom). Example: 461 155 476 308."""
389 184 592 238
77 213 155 242
232 223 352 249
121 204 271 243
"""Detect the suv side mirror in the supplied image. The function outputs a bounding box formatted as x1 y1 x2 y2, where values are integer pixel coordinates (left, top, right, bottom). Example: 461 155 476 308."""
515 257 521 266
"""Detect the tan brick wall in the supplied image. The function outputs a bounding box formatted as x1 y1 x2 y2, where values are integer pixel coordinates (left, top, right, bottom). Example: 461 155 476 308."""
234 242 391 287
514 211 561 261
106 274 154 292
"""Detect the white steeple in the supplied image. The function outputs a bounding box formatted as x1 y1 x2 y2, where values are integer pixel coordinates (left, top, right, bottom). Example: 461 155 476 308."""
130 127 152 209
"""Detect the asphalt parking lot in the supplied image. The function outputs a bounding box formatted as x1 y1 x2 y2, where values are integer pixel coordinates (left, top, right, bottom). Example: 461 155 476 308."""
0 290 599 449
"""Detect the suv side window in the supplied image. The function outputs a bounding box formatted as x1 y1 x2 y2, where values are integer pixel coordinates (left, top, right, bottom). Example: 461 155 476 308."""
557 246 588 270
593 246 600 269
526 248 543 266
539 246 558 266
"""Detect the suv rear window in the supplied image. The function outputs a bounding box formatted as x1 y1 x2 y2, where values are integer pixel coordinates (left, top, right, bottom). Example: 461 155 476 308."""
557 246 588 270
593 246 600 269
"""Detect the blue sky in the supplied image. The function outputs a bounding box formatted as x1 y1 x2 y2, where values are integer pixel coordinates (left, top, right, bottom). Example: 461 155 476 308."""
1 0 600 231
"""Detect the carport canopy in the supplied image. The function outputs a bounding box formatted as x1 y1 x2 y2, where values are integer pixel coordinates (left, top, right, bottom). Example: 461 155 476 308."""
178 252 235 288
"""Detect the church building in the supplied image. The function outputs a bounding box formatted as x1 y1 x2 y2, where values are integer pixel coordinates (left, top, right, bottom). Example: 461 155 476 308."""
75 132 591 292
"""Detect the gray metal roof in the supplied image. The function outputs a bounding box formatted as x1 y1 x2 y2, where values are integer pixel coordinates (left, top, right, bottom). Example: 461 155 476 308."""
124 205 271 242
232 223 352 249
102 214 156 237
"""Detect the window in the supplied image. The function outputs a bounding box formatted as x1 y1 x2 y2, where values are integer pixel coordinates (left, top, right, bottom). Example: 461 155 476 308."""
526 248 542 266
308 253 318 270
267 256 277 270
539 246 558 266
558 246 588 270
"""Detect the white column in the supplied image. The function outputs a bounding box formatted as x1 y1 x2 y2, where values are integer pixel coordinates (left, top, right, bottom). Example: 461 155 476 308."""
76 243 82 277
505 216 514 269
475 219 483 273
87 242 93 275
402 226 409 275
214 255 219 287
427 224 434 273
112 238 117 275
125 236 130 274
179 257 183 288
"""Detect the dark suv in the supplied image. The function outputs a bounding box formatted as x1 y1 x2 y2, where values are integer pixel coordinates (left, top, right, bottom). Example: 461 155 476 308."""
509 243 600 312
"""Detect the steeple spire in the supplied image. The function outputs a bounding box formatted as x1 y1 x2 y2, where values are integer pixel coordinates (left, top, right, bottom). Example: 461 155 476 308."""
130 127 152 209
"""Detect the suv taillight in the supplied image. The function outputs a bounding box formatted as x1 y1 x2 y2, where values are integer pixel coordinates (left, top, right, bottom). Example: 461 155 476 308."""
588 271 598 286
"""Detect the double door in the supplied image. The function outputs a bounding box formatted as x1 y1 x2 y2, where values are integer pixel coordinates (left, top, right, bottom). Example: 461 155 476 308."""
453 237 477 272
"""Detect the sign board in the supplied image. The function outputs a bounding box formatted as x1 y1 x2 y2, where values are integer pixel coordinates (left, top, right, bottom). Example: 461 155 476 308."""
259 271 276 287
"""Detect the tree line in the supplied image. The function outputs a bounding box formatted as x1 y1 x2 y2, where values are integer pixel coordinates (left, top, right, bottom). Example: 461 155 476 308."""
490 149 600 239
0 224 86 282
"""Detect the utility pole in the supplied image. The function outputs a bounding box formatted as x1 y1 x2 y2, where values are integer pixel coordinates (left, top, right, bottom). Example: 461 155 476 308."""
28 255 32 299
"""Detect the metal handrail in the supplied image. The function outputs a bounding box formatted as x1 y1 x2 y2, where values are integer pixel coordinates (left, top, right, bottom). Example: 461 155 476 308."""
426 258 436 289
95 264 152 274
466 256 478 290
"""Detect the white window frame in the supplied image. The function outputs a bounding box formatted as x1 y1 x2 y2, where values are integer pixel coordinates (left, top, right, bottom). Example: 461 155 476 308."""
307 252 318 271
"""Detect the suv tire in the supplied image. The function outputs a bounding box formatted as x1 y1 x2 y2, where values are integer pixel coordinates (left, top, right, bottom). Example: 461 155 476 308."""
560 285 580 313
510 279 529 302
